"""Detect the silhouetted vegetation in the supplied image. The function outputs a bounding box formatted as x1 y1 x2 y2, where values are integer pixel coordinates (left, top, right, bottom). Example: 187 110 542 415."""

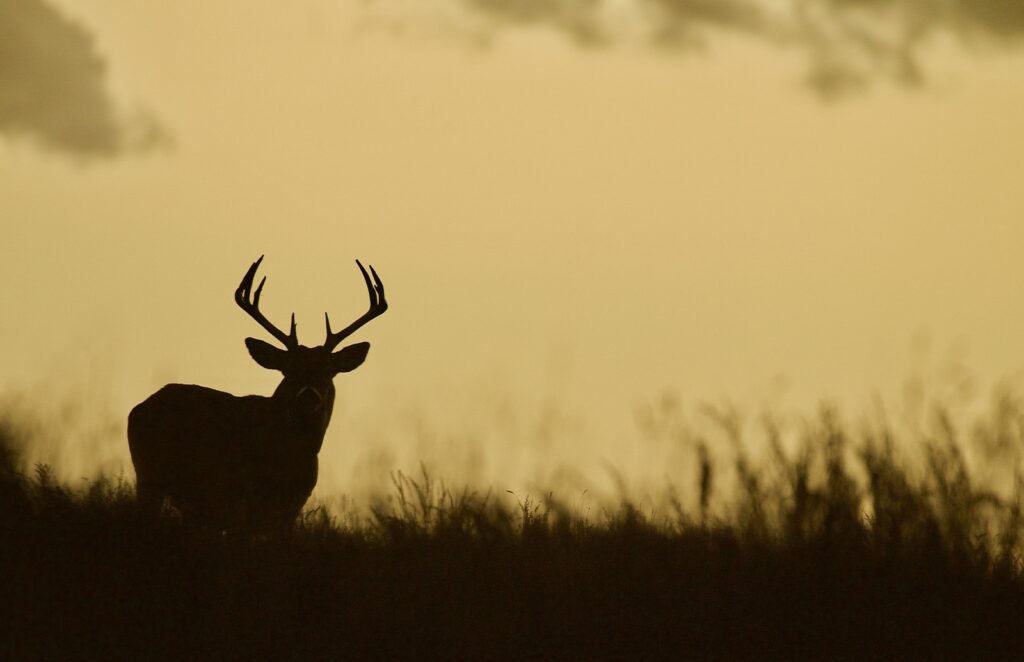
2 400 1024 660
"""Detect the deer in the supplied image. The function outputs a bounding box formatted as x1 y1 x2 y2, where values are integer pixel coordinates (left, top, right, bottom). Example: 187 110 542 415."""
128 255 387 532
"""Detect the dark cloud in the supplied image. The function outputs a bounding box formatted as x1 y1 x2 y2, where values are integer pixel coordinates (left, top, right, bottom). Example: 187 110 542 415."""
452 0 770 48
368 0 1024 97
786 0 1024 96
462 0 610 45
0 0 166 158
642 0 772 47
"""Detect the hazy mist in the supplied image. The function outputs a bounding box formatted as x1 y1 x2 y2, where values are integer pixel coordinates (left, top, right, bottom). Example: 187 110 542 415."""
3 0 1024 500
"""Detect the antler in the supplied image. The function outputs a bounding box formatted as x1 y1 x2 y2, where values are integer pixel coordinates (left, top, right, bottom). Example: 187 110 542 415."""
323 260 387 351
235 255 299 349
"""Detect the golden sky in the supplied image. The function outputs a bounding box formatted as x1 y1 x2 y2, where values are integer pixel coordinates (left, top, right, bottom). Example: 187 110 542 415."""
2 0 1024 497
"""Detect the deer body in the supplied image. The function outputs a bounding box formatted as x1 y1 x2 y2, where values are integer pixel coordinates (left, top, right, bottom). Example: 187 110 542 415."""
129 383 328 530
128 256 386 532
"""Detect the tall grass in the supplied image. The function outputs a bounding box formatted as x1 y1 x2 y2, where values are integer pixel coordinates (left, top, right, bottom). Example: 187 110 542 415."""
1 397 1024 659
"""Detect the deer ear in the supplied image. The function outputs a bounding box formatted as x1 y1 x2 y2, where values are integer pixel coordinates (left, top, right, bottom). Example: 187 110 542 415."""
245 338 289 371
331 342 370 374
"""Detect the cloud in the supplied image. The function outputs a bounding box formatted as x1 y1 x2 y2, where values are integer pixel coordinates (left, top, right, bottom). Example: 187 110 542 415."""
0 0 167 158
364 0 1024 97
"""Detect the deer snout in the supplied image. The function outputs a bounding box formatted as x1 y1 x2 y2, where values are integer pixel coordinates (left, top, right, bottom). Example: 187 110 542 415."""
295 385 324 412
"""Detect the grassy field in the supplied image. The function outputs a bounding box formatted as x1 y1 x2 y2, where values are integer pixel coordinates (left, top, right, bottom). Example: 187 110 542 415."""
2 402 1024 660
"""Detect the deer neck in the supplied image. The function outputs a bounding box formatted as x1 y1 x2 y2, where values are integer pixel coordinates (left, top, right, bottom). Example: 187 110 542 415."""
270 380 336 454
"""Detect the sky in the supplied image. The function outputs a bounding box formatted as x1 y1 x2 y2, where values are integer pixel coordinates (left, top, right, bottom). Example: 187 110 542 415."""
2 0 1024 500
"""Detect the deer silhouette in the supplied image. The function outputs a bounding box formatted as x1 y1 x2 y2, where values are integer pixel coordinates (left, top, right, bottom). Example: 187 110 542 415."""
128 256 387 532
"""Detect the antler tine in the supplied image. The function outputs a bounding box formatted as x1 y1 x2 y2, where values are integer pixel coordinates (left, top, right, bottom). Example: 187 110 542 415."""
235 255 299 349
323 259 388 351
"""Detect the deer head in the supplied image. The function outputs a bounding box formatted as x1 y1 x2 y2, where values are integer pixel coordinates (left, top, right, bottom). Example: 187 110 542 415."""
234 255 388 433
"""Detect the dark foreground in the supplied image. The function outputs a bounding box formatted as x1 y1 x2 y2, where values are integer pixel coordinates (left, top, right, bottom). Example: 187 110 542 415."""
2 415 1024 660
